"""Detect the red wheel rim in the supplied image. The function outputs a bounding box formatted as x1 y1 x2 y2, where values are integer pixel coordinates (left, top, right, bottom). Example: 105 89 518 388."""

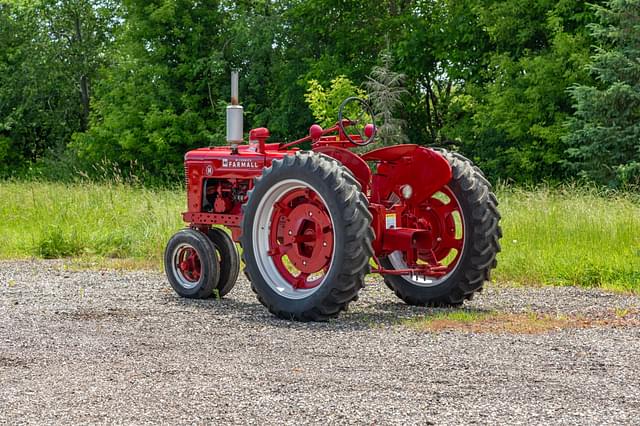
267 187 334 290
392 186 465 280
176 246 202 283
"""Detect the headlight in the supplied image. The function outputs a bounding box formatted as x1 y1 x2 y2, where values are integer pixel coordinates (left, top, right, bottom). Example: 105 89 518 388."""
401 184 413 199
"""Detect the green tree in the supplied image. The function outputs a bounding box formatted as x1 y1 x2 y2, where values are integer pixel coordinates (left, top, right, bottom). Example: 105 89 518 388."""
73 0 229 180
39 0 121 132
395 0 492 146
447 0 602 183
0 1 119 177
365 49 408 146
564 0 640 186
305 76 366 128
0 4 51 174
267 0 413 140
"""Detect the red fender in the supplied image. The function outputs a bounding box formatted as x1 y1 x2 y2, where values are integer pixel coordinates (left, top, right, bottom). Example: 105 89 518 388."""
364 144 452 206
361 144 419 162
313 146 371 193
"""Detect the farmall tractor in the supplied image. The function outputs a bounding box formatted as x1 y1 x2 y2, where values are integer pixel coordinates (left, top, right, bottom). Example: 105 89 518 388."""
164 72 501 321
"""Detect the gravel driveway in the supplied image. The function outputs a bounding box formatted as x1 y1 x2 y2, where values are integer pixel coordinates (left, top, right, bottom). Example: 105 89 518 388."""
1 260 639 425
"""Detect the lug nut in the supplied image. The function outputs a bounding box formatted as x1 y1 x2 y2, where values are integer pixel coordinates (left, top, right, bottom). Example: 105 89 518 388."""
436 237 442 242
288 230 293 235
323 242 327 247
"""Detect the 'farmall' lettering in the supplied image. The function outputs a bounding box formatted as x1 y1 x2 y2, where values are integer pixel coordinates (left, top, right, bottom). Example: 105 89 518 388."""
222 158 260 168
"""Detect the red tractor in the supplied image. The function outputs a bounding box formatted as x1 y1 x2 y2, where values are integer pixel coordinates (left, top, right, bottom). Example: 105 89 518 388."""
164 72 501 321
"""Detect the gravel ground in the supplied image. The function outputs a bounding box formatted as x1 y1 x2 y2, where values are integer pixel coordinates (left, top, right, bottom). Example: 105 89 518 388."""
1 260 639 425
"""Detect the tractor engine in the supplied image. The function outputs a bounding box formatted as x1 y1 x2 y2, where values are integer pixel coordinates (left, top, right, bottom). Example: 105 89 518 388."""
202 178 248 214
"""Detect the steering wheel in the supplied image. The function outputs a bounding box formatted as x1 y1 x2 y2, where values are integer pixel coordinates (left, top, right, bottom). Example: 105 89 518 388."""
338 97 376 146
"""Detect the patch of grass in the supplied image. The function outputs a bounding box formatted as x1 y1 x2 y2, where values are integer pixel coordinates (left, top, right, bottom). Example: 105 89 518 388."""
0 181 638 293
403 309 490 332
403 308 640 334
36 226 84 258
0 180 184 266
494 185 640 293
405 310 568 334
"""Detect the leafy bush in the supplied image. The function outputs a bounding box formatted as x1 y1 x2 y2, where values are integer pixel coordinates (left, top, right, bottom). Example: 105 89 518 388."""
36 227 84 259
304 76 367 128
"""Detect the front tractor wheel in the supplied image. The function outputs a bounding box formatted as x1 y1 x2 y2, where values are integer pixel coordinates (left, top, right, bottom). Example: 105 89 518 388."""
164 229 220 299
241 152 374 321
380 149 502 306
206 227 240 297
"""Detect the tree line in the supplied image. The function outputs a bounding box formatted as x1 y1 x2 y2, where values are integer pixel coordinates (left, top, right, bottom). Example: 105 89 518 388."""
0 0 638 186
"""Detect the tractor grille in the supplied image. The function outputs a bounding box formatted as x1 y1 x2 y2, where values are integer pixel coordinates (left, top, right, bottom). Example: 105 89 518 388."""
184 164 189 187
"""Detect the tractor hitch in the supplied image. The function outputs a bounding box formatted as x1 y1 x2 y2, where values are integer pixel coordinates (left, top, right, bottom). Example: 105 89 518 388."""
370 252 449 277
381 227 432 252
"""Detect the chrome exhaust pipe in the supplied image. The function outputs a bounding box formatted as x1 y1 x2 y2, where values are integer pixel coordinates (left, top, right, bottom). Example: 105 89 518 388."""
226 70 243 145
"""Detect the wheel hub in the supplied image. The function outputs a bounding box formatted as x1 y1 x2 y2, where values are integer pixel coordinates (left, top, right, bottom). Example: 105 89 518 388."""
176 246 201 282
418 187 464 268
388 186 465 285
280 203 333 273
268 188 334 289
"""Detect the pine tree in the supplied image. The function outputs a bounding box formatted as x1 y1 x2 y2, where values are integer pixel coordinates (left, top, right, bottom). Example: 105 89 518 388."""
365 50 408 146
564 0 640 186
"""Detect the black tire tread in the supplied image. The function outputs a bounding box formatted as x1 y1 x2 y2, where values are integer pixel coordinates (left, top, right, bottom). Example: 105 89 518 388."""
206 227 240 297
164 229 220 299
382 149 501 306
241 151 373 321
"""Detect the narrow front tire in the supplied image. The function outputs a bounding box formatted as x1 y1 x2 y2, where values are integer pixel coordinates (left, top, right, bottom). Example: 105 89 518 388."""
164 229 220 299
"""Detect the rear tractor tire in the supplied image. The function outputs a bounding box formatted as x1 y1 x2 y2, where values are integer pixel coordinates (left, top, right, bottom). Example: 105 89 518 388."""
241 151 374 321
380 149 501 306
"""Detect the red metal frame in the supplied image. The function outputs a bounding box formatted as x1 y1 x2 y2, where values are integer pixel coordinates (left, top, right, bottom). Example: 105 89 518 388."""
182 120 460 278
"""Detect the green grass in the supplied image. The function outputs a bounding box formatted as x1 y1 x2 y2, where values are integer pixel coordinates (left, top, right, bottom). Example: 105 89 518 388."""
494 185 640 292
0 181 184 268
0 181 638 292
402 309 578 334
405 309 491 327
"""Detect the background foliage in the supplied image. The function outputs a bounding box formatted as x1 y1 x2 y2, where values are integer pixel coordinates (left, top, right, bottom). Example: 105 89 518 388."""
0 0 638 187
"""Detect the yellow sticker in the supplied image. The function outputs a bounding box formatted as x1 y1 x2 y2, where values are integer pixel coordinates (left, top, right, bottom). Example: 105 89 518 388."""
385 213 397 229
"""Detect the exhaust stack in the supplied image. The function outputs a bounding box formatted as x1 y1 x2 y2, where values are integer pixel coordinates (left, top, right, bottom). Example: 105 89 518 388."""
230 71 239 105
226 70 243 146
